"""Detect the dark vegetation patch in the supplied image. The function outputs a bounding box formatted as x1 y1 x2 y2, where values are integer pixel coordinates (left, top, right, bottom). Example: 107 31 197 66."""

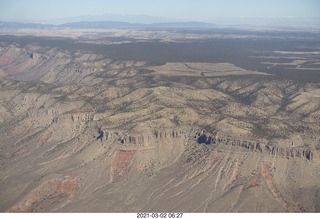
0 30 319 82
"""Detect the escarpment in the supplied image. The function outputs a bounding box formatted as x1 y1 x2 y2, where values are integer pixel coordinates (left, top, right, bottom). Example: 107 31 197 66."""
194 131 317 161
96 128 189 146
0 44 147 85
92 127 318 167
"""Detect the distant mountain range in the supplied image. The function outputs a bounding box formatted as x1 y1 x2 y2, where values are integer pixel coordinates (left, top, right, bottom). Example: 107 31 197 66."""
44 14 182 25
210 17 320 27
0 21 55 29
0 20 216 30
0 16 319 30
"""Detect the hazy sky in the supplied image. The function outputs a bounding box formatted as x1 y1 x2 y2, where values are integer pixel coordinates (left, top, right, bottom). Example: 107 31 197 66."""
0 0 319 22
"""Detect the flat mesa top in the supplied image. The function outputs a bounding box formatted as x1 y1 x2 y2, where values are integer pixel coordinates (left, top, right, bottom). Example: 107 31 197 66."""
147 62 269 77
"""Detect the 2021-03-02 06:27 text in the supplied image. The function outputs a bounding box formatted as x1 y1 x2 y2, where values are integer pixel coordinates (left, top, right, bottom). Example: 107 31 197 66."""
137 213 183 218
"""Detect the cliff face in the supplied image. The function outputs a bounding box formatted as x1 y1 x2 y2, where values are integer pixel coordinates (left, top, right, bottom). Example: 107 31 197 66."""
195 132 316 161
0 44 146 85
0 42 320 212
99 129 188 145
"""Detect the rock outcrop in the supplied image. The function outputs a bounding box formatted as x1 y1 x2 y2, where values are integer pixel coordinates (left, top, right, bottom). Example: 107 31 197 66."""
97 128 189 146
7 177 77 213
195 131 316 161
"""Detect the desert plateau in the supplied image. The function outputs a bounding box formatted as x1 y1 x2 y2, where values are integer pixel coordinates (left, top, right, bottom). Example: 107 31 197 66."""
0 20 320 213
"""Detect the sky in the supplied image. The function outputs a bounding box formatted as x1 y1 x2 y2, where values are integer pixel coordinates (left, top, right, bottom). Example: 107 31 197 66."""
0 0 319 23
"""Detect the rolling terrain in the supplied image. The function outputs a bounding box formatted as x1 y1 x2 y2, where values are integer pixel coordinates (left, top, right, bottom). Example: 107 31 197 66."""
0 26 320 212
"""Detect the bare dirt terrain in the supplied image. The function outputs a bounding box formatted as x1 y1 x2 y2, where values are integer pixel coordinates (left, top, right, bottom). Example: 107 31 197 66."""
0 25 320 212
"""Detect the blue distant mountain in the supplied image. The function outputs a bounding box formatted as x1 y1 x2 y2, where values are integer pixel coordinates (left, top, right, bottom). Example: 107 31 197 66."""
44 14 181 25
0 20 216 29
0 15 319 30
0 21 55 29
210 17 320 27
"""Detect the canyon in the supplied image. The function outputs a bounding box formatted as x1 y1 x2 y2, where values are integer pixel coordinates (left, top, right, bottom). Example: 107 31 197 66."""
0 27 320 212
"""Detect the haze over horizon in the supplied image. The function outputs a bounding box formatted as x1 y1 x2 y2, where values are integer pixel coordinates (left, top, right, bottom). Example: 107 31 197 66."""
0 0 320 24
